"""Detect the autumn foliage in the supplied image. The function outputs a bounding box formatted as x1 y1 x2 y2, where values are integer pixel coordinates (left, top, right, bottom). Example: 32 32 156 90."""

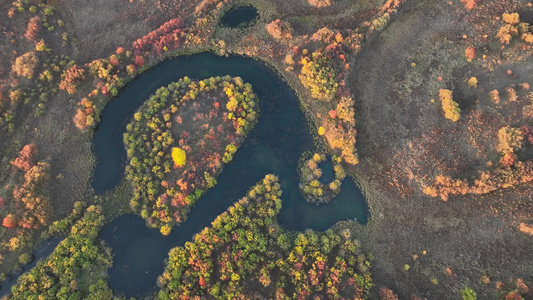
171 147 186 167
125 76 259 231
133 17 184 56
12 143 38 171
461 0 480 10
3 214 18 228
134 55 145 67
439 89 460 122
12 161 51 229
308 0 331 8
24 16 41 41
299 153 346 204
13 52 39 78
158 176 373 299
465 47 476 60
59 64 86 94
265 19 293 40
299 50 339 100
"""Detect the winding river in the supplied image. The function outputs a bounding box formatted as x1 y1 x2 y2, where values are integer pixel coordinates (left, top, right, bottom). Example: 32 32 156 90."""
94 52 369 297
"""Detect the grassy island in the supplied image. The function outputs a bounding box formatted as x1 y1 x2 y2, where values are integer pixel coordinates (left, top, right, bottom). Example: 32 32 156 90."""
299 153 346 204
124 76 259 234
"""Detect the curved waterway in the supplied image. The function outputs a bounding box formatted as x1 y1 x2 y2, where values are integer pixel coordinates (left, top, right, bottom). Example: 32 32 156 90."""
94 52 369 297
0 238 62 297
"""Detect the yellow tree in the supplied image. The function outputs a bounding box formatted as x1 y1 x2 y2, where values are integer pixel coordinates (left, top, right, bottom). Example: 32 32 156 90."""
171 147 186 167
439 89 460 122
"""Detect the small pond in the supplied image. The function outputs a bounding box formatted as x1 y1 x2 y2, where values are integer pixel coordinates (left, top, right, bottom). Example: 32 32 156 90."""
318 157 335 184
93 52 369 297
219 5 259 29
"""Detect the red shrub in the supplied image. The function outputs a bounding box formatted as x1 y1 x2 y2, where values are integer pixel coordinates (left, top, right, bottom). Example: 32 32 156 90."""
59 65 86 94
134 55 145 67
132 17 184 56
2 214 17 228
461 0 480 10
109 55 120 66
465 47 476 60
24 16 41 41
12 144 38 171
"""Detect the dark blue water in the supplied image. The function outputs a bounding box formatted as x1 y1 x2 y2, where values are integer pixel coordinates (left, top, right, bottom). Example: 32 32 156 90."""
94 52 368 297
219 5 259 28
318 158 335 184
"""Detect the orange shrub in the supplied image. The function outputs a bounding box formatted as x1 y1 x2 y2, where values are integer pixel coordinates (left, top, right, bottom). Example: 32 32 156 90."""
308 0 331 7
439 89 460 122
2 214 17 228
265 19 293 40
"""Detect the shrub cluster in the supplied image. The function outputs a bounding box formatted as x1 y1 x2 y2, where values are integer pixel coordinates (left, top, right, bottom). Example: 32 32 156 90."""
423 124 533 200
496 12 533 45
299 50 339 101
265 19 293 40
299 153 346 204
133 18 185 57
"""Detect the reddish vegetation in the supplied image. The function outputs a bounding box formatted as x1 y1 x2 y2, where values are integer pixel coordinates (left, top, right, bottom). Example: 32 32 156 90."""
199 276 206 287
265 19 293 40
12 143 38 171
461 0 480 10
2 214 17 229
71 16 187 131
11 160 51 229
465 46 476 60
308 0 331 8
499 153 518 168
24 16 41 41
134 55 145 67
133 17 184 56
379 287 399 300
109 55 120 66
59 65 86 94
521 126 533 145
73 109 88 130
